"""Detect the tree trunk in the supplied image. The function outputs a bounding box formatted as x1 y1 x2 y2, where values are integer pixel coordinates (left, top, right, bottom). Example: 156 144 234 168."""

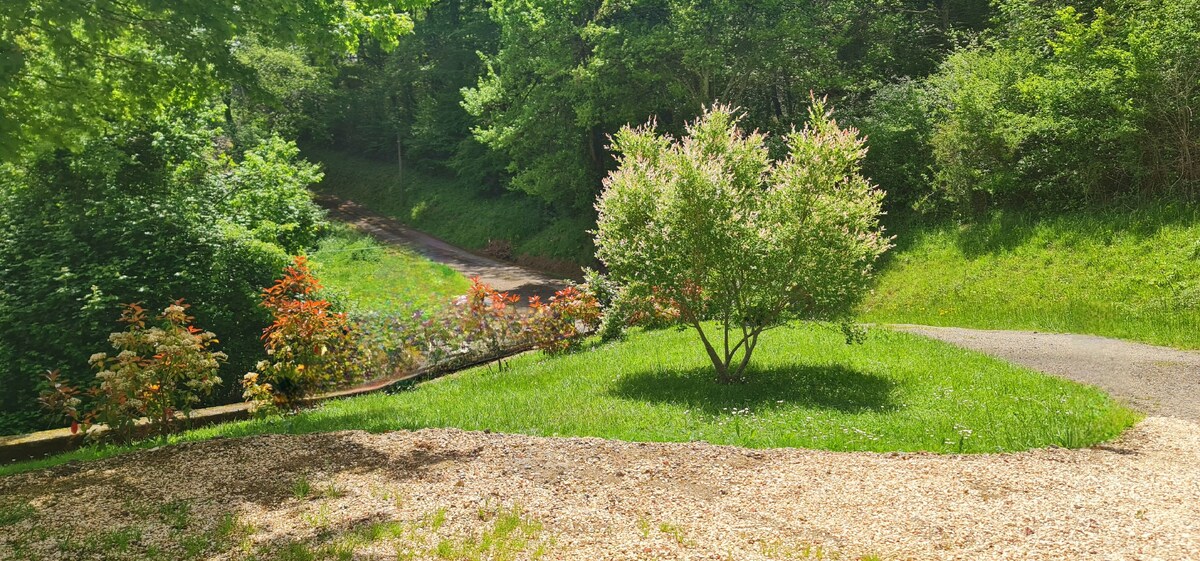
690 320 759 384
396 134 404 206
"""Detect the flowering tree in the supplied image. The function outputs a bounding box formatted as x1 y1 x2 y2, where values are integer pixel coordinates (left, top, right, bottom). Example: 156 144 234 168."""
594 101 891 382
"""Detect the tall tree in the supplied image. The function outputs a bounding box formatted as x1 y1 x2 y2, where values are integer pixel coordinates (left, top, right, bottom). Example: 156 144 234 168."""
0 0 429 158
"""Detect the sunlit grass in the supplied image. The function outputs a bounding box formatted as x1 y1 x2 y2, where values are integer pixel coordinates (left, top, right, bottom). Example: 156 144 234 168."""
863 202 1200 348
309 226 470 311
0 324 1137 476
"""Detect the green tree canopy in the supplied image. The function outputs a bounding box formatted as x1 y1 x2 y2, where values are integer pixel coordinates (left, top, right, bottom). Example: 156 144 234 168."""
595 102 891 381
0 0 428 158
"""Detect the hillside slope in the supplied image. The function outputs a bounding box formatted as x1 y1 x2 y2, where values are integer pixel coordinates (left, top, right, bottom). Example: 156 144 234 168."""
862 203 1200 348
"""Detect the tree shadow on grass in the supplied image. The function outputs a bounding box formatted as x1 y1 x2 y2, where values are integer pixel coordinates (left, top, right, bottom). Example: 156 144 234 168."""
609 363 898 415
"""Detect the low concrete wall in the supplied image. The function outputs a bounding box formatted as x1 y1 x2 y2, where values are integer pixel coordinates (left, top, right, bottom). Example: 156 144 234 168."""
0 345 533 465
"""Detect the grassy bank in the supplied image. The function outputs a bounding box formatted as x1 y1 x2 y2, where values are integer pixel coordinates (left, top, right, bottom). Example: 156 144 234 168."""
308 148 595 270
309 226 469 311
1 324 1137 475
863 203 1200 349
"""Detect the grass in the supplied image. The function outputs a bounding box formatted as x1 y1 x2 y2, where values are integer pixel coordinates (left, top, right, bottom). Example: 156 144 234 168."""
266 504 546 561
3 503 256 561
862 202 1200 348
308 147 595 267
309 226 470 312
0 323 1138 477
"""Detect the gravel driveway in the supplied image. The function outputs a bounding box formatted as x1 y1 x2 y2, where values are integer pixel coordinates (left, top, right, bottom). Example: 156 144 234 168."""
316 195 568 303
2 421 1197 560
892 325 1200 422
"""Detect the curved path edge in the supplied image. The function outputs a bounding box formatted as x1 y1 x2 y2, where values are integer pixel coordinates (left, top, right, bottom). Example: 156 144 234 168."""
315 194 568 303
891 324 1200 421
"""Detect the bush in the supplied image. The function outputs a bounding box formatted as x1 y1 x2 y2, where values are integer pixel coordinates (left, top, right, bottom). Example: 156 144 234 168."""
525 286 601 354
855 79 936 212
247 256 358 410
224 137 327 253
0 117 326 434
925 0 1200 211
40 302 224 441
595 101 891 382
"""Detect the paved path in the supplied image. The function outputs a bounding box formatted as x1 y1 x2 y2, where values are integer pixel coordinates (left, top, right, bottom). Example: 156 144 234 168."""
893 325 1200 421
315 195 1200 421
316 195 567 303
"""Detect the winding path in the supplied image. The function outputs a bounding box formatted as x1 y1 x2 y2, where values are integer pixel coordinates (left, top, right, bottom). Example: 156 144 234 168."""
316 194 568 303
893 325 1200 422
318 194 1200 422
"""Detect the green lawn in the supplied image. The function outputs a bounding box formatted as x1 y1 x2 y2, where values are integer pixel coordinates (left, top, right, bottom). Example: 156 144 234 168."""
309 226 470 311
1 323 1137 476
308 148 595 268
863 202 1200 349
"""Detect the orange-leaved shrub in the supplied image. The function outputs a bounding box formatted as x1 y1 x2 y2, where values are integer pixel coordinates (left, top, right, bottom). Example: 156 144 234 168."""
458 277 523 356
244 256 356 411
525 286 601 354
39 301 224 441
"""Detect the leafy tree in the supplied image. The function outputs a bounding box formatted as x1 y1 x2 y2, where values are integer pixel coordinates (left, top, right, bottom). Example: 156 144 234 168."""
0 0 428 157
223 137 327 253
594 102 891 382
227 39 337 149
317 0 504 186
924 0 1200 211
462 0 962 212
0 116 322 433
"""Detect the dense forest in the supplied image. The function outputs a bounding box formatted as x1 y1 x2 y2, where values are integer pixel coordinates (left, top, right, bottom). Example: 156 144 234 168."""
1 0 1197 434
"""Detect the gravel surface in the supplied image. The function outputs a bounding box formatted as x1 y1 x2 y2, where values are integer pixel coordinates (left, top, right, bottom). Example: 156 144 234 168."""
3 421 1198 560
892 325 1200 422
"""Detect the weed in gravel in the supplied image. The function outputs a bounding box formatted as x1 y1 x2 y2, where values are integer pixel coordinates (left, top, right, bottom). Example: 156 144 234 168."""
658 522 695 547
434 505 545 560
0 502 34 527
293 473 312 499
636 514 652 538
59 526 142 558
761 539 885 560
320 482 345 499
158 499 192 530
303 503 334 530
276 541 317 561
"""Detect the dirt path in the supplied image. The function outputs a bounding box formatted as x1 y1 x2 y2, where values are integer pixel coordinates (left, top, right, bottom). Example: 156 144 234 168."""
892 325 1200 422
3 421 1198 560
316 195 568 303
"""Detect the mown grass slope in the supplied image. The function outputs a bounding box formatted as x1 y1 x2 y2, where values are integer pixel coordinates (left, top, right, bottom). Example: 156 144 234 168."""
310 226 469 311
863 203 1200 348
2 323 1137 475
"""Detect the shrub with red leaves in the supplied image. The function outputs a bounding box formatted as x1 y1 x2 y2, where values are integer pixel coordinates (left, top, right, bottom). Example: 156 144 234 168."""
525 286 601 354
247 256 356 409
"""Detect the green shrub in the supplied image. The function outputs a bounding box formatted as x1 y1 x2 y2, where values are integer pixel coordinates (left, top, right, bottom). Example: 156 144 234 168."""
925 0 1200 211
224 137 327 253
0 117 323 434
40 302 225 441
595 101 891 382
